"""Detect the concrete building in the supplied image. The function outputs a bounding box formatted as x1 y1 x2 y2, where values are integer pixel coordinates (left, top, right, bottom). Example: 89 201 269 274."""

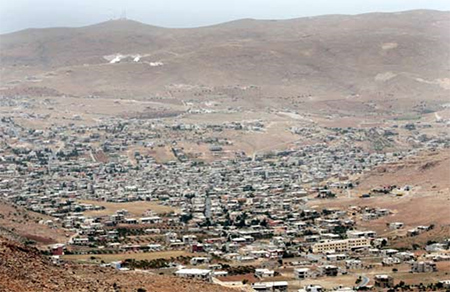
374 275 394 288
312 238 371 253
252 281 288 292
294 268 312 280
255 268 275 278
411 261 437 273
175 268 212 281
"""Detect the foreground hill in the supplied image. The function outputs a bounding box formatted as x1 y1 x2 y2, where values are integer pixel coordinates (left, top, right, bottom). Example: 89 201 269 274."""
0 236 238 292
0 10 449 101
0 200 68 245
358 149 450 192
310 149 450 249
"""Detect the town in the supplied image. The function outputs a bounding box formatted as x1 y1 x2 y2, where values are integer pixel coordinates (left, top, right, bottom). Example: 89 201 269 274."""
1 106 449 291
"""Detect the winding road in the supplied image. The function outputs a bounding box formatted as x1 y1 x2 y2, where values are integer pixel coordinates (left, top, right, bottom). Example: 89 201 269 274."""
357 275 370 288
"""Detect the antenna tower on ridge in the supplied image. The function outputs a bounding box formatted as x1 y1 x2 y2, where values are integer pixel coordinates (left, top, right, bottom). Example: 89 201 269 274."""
121 9 127 20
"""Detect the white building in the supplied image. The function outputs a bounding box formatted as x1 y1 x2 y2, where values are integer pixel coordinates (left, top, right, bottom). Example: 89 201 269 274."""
255 268 275 278
190 257 210 266
298 285 323 292
294 268 311 280
252 281 288 292
175 268 211 281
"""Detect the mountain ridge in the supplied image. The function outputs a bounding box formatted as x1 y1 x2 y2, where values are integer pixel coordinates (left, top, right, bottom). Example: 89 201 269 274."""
1 9 447 35
0 9 448 103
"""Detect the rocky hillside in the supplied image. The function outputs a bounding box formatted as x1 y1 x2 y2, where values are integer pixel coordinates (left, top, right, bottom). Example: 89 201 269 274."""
0 236 239 292
0 200 68 245
0 10 448 100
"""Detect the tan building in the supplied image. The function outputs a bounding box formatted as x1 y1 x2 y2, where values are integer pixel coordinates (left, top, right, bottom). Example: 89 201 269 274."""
375 275 394 288
312 238 371 253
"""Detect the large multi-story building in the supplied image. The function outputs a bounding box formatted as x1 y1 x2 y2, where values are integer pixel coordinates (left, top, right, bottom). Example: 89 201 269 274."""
312 238 371 253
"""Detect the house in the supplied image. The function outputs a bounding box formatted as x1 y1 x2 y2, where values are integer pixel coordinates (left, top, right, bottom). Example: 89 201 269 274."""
438 280 450 289
192 243 204 252
208 264 222 270
382 257 401 266
426 243 447 252
250 250 269 258
212 271 228 277
182 235 197 244
50 243 65 255
374 275 393 288
298 285 323 292
231 237 247 245
165 232 178 243
139 216 162 224
110 261 122 270
389 222 404 230
320 265 338 277
50 255 61 265
294 268 311 280
147 244 162 251
305 235 320 243
255 268 275 278
145 228 161 234
407 228 420 237
345 259 362 269
411 261 437 273
381 249 398 257
333 288 355 292
190 257 209 266
252 281 288 292
124 218 138 224
372 238 388 248
71 237 89 245
346 230 376 239
326 253 347 262
395 252 415 261
175 268 211 281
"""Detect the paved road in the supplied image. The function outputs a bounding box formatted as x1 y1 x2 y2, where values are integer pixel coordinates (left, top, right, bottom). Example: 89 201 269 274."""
358 275 370 287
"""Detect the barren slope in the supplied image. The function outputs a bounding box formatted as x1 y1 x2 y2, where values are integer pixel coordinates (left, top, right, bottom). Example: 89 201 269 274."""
358 150 450 191
309 150 450 245
0 10 449 102
0 236 239 292
0 200 68 245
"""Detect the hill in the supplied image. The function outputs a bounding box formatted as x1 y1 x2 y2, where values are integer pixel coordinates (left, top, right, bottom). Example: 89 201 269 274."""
309 150 450 249
0 10 449 105
0 200 68 245
0 235 238 292
358 149 450 192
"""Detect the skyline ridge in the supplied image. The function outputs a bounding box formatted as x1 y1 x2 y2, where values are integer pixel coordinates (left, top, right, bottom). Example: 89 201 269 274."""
1 8 448 35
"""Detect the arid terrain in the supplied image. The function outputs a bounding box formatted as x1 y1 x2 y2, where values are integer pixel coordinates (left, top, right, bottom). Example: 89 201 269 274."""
1 10 449 110
309 150 450 247
0 236 238 292
0 199 69 245
0 8 449 292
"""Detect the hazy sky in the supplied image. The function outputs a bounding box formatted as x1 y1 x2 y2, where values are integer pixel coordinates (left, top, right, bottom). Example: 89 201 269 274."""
1 0 449 33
